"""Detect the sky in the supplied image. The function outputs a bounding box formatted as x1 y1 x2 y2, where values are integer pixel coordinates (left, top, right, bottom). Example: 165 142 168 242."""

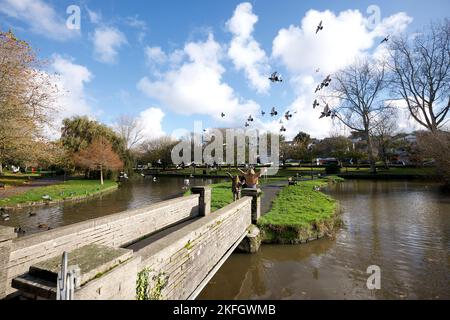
1 0 449 141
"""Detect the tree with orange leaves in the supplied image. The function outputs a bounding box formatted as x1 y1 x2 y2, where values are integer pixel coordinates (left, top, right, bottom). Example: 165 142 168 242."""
74 138 123 185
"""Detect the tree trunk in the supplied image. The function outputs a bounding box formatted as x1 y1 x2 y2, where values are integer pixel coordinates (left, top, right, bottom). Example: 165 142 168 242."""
100 165 104 185
0 162 3 175
366 133 376 174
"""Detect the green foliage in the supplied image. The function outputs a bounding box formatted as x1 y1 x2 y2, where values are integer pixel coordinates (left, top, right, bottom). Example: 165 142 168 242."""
136 268 168 300
325 163 341 174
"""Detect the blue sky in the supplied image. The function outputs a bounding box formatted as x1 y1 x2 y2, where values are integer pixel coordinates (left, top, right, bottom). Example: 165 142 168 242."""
1 0 449 140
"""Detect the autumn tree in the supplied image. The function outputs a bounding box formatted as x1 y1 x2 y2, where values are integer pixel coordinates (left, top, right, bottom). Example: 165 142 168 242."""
74 138 123 185
0 30 58 174
389 19 450 132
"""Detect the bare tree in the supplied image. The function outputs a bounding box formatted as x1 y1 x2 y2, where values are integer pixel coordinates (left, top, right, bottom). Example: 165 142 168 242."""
326 58 390 173
74 138 123 185
113 114 144 150
373 110 398 169
389 19 450 132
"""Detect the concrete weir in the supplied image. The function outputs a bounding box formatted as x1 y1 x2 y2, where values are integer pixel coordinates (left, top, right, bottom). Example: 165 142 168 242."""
0 186 262 300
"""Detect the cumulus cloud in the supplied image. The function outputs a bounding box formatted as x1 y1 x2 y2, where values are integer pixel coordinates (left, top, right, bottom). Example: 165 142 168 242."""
269 9 413 138
145 46 167 65
138 33 260 122
45 55 94 138
138 107 166 140
0 0 78 40
92 26 127 64
226 2 270 94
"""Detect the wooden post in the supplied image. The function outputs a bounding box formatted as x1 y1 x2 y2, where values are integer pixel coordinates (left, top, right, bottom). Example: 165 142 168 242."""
191 186 211 217
0 226 16 299
241 188 262 224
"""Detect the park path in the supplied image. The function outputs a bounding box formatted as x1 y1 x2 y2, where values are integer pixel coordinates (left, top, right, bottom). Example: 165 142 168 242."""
260 180 288 215
0 177 62 200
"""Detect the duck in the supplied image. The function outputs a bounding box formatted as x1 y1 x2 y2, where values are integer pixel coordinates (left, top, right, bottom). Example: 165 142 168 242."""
42 194 52 201
28 211 37 217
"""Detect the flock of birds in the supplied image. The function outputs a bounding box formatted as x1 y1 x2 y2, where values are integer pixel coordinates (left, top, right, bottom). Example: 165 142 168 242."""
217 20 390 132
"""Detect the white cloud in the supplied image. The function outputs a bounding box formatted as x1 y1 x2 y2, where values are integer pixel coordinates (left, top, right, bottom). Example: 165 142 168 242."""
270 9 413 138
226 2 270 94
87 8 102 24
138 107 166 140
0 0 78 40
92 26 127 64
138 33 260 122
145 46 167 65
45 55 95 138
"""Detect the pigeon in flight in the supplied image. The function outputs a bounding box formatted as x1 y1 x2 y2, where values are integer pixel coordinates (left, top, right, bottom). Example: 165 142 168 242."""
313 99 320 109
279 119 283 124
284 111 293 120
315 68 320 73
269 72 282 82
270 107 278 117
248 115 254 122
315 85 321 93
261 110 266 116
221 112 225 117
280 126 287 132
316 20 323 34
245 122 250 127
319 104 332 119
380 36 389 44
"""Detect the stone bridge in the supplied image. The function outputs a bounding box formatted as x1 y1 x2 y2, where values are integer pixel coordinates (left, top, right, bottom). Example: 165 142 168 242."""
0 186 262 300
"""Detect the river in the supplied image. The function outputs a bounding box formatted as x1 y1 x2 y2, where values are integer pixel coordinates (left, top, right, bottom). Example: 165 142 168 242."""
0 176 220 236
198 180 450 299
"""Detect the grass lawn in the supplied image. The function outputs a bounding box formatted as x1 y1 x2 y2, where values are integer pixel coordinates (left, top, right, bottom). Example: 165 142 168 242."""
0 179 118 207
258 177 342 244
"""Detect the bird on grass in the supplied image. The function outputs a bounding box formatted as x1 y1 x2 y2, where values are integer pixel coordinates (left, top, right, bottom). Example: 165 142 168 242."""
316 20 323 34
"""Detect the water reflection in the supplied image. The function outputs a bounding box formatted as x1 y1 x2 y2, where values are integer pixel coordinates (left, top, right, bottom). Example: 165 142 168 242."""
199 180 450 300
0 176 221 236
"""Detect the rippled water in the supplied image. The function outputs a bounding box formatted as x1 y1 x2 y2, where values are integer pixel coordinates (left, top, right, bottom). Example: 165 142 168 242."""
0 176 220 236
198 180 450 300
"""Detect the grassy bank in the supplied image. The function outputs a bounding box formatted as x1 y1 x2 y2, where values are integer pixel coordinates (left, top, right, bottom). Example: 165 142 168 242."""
258 177 342 244
0 179 118 208
0 173 41 186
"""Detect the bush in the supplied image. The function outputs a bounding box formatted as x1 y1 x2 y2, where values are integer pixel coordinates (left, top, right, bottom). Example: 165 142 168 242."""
325 163 341 174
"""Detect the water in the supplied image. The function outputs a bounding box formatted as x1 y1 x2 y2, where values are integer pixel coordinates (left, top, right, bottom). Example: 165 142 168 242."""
198 180 450 300
0 176 221 236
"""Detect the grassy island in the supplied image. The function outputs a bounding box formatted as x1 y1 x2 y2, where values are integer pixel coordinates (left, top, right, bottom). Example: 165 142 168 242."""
0 179 118 208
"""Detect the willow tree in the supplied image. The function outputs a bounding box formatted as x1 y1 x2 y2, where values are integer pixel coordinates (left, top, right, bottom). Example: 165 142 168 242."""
326 58 390 173
0 30 58 173
389 19 450 132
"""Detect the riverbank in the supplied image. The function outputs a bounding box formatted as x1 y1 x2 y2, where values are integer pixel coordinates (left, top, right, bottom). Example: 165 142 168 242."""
0 179 119 209
258 177 342 244
144 166 438 180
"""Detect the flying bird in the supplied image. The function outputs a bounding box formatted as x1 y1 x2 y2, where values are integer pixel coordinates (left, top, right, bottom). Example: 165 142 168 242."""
279 119 283 124
315 68 320 73
316 20 323 34
221 112 225 117
319 104 331 119
245 122 250 127
380 35 389 44
280 126 287 132
261 110 266 116
315 85 321 93
313 99 320 109
248 115 254 122
269 71 282 82
270 107 278 117
284 111 293 120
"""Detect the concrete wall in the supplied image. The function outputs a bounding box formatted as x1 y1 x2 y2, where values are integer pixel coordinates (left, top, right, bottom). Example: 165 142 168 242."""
2 194 200 297
136 196 252 300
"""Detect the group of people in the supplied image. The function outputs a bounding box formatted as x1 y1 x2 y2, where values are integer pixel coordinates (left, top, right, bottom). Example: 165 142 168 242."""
226 167 267 201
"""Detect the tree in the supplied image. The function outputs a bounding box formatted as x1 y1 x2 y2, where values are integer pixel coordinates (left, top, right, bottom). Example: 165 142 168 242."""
326 58 389 173
417 130 450 186
373 111 398 169
61 116 133 173
0 30 58 174
74 138 123 185
138 136 179 169
389 19 450 132
113 114 144 150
